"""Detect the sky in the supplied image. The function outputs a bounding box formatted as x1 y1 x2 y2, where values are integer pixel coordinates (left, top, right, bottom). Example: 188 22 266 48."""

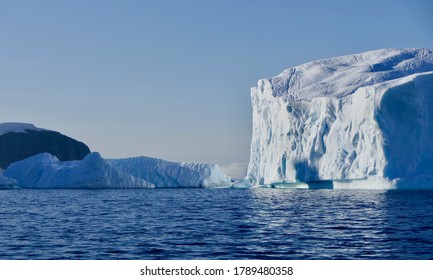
1 0 432 176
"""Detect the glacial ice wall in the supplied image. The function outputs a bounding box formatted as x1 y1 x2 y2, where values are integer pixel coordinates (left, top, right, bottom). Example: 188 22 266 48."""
247 48 433 188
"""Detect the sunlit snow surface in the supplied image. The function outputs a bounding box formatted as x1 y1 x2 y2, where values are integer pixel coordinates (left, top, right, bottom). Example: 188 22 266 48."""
248 48 433 189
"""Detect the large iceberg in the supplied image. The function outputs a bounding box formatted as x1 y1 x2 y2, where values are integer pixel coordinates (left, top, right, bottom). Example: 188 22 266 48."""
107 156 232 188
4 152 155 189
247 48 433 189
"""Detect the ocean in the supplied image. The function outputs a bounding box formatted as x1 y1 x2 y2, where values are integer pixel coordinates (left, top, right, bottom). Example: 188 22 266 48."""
0 188 432 259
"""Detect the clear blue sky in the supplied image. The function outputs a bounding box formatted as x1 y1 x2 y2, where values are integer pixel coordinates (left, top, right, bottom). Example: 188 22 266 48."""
1 0 432 165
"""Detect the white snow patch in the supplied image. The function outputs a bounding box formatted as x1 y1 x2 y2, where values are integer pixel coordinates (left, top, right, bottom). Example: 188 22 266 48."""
0 122 46 136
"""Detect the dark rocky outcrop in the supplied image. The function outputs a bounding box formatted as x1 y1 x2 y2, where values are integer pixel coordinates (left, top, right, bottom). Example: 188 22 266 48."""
0 127 91 169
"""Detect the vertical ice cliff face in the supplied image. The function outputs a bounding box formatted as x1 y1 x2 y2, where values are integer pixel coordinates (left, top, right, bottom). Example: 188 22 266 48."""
248 49 433 188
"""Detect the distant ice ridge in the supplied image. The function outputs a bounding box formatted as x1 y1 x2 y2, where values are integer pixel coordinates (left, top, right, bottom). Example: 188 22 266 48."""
0 122 46 136
107 157 232 188
248 48 433 189
4 152 155 189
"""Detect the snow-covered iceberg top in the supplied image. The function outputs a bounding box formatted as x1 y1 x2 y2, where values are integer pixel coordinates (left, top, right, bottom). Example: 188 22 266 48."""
107 156 232 188
0 122 46 136
4 152 155 189
266 48 433 101
248 48 433 189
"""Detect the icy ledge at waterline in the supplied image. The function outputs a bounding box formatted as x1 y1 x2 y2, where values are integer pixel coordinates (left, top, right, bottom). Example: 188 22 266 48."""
1 152 232 189
247 48 433 189
0 172 18 189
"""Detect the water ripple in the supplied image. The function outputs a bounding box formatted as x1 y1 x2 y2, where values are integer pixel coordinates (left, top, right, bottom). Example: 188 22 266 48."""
0 188 432 259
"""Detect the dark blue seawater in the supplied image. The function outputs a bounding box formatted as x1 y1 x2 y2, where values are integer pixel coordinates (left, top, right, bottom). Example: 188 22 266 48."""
0 188 432 259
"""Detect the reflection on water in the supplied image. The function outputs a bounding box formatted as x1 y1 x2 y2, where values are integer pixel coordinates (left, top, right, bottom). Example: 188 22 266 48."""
0 188 432 259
